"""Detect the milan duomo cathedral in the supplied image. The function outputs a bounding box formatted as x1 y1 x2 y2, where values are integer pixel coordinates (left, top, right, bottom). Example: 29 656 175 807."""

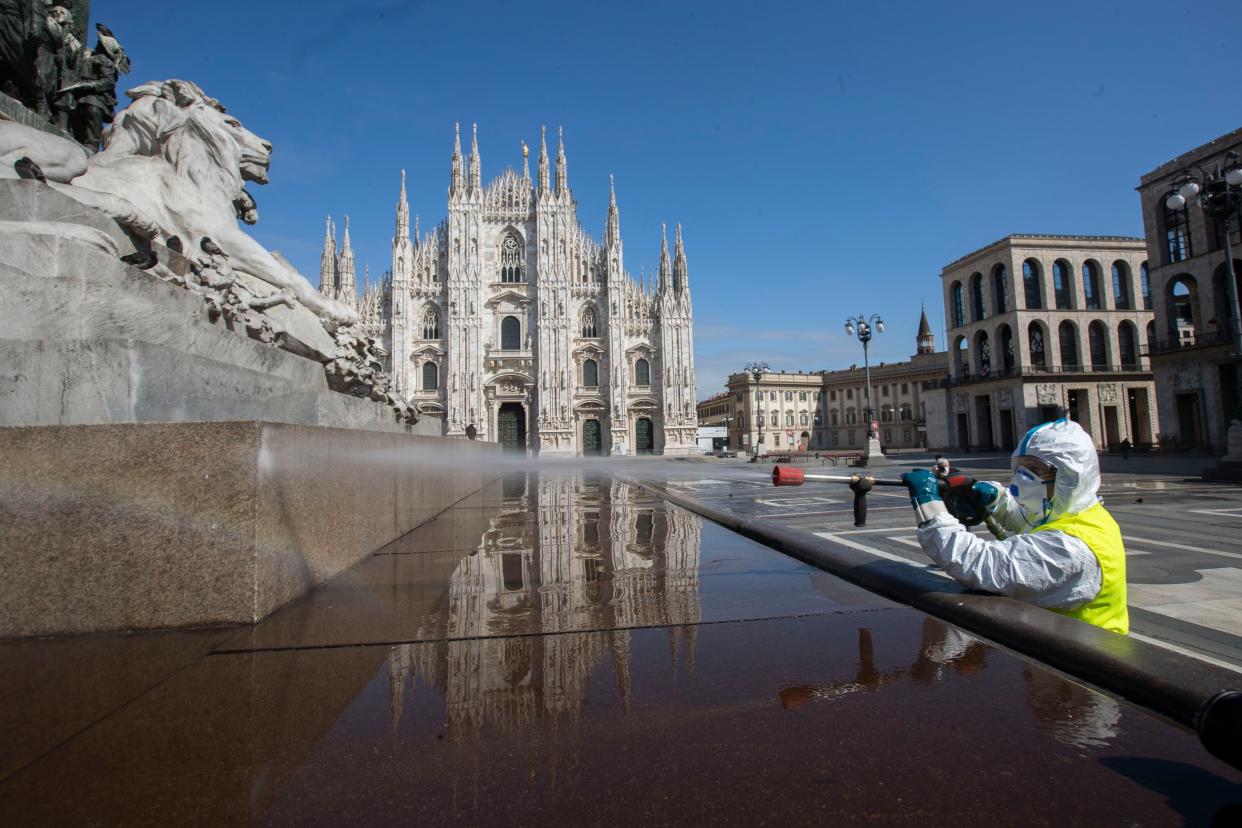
317 124 698 455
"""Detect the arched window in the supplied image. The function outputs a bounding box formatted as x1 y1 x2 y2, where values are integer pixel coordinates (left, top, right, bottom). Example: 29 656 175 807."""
954 335 968 377
992 264 1008 314
1088 321 1109 370
1112 261 1131 310
970 272 985 321
582 359 598 387
1082 260 1102 310
580 305 598 338
635 358 651 386
1164 202 1191 263
421 306 439 339
1059 321 1080 370
499 231 525 282
998 324 1015 372
1023 259 1043 309
1053 260 1072 309
1028 322 1047 368
1170 275 1197 342
1141 262 1152 309
974 330 991 376
501 315 521 350
1119 322 1138 369
951 282 965 327
1146 320 1156 354
422 361 438 391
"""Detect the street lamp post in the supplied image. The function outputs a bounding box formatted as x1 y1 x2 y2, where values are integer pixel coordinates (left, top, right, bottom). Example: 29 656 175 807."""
844 314 889 467
1166 152 1242 397
744 361 768 459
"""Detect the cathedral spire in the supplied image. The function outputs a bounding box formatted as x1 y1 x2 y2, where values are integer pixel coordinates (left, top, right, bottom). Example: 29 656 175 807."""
658 222 671 293
338 215 356 303
318 214 336 296
605 174 621 247
450 123 463 194
414 213 420 244
395 169 409 241
555 125 568 194
468 122 481 191
521 140 530 180
537 125 550 194
673 223 689 294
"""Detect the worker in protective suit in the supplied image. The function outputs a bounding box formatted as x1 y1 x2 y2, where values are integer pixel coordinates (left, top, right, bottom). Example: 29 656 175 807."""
900 418 1128 634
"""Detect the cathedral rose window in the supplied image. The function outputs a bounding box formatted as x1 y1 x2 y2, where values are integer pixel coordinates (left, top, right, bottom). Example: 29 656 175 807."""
500 232 525 282
580 306 598 338
421 307 440 339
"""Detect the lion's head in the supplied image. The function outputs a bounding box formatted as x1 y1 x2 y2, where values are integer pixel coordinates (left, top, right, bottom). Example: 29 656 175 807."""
103 79 273 199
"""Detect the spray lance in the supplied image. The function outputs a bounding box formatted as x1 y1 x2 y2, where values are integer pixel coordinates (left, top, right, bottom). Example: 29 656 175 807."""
771 461 1006 536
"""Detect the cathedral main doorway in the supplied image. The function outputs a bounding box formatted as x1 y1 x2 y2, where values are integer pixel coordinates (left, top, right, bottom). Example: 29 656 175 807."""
582 420 602 456
497 403 527 453
635 417 654 454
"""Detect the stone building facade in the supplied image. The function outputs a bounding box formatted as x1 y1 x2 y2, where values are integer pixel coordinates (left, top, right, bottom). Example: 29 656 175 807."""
941 235 1157 451
695 391 731 427
318 125 698 456
1137 127 1242 451
718 312 950 453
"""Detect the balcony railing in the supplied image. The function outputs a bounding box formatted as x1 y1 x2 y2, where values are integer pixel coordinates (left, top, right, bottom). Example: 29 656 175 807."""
948 362 1146 386
1143 329 1232 357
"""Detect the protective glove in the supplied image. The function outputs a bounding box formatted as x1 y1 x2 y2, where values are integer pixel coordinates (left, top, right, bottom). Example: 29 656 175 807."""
943 476 1000 526
901 469 947 524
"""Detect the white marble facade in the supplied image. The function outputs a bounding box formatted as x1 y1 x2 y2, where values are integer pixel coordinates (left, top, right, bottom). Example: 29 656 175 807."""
319 125 697 455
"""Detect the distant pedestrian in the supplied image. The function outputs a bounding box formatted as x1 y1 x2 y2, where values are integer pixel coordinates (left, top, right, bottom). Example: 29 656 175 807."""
1120 438 1131 461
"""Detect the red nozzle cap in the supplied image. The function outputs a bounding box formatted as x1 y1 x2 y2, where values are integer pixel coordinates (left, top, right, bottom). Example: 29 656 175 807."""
772 466 805 487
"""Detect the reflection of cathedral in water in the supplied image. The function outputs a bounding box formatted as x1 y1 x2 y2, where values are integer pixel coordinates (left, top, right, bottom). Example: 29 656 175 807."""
387 474 703 742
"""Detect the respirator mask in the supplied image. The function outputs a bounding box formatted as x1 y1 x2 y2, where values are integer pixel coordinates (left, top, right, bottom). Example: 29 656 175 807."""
1010 459 1055 528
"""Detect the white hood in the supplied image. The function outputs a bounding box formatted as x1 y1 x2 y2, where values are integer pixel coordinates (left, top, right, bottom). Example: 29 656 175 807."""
1011 418 1100 521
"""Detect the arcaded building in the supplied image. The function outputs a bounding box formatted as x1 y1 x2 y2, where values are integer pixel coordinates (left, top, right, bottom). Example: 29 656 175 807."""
1137 126 1242 451
941 235 1157 451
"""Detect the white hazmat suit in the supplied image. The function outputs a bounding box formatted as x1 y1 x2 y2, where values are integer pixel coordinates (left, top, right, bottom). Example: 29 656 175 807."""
915 419 1105 611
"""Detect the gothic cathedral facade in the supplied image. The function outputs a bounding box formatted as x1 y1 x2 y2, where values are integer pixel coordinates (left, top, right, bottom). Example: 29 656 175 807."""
318 125 697 456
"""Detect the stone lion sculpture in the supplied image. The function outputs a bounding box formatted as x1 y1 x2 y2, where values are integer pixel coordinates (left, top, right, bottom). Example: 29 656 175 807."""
70 78 356 326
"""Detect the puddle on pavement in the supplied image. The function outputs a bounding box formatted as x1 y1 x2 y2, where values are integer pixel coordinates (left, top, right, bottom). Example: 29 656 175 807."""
6 472 1242 825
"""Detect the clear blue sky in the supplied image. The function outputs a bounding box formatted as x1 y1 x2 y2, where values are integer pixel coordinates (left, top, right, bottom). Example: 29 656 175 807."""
97 0 1240 394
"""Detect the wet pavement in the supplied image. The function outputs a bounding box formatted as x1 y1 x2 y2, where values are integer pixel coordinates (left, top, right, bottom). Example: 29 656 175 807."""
3 471 1242 825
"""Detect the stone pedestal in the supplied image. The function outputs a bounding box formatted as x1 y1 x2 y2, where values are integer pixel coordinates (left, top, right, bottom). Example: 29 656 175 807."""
0 179 412 434
0 421 498 638
1205 420 1242 482
861 436 891 467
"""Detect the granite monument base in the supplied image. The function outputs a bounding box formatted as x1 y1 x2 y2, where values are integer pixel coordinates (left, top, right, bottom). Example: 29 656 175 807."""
0 421 498 638
0 178 415 433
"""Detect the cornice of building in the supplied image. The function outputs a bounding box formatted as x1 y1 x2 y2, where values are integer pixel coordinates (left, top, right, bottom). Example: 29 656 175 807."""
1138 126 1242 187
942 234 1146 273
725 353 949 388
